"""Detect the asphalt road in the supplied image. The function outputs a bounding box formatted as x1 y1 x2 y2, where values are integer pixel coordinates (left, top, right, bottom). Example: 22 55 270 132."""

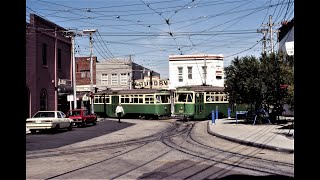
26 119 134 151
26 119 293 179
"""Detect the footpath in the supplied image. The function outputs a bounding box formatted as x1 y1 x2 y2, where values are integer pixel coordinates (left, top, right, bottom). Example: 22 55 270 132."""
207 118 294 153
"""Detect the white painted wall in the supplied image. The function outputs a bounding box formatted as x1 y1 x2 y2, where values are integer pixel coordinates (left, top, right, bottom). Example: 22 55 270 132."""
279 27 294 54
169 54 224 88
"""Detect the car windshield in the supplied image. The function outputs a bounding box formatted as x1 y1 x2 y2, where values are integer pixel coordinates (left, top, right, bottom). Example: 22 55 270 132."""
69 110 81 116
33 112 55 118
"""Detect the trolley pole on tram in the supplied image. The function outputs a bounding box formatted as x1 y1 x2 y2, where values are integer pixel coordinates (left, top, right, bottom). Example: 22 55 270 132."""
83 29 97 114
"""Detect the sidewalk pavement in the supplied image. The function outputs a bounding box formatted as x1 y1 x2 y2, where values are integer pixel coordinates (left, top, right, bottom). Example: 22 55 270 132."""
207 118 294 153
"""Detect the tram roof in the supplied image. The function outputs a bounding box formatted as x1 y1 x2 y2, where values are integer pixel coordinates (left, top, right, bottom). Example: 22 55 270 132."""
95 88 170 95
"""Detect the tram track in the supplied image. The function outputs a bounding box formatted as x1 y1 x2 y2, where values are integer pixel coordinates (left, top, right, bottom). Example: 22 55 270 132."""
160 121 294 177
28 121 192 179
27 120 293 179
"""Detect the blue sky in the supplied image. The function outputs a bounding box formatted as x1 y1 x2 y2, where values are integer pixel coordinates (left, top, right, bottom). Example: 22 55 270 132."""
26 0 294 79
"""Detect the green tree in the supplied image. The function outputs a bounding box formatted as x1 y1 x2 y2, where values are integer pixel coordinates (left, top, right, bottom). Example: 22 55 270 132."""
225 55 262 111
225 52 294 121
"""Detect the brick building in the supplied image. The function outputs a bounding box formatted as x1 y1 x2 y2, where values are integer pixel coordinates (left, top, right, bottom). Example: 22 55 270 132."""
75 56 97 92
26 14 73 117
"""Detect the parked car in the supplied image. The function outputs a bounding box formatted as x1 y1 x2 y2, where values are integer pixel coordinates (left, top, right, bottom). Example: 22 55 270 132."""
26 111 74 134
26 126 31 134
66 109 97 127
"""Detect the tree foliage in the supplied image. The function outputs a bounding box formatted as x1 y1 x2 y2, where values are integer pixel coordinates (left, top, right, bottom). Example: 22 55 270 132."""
225 52 294 114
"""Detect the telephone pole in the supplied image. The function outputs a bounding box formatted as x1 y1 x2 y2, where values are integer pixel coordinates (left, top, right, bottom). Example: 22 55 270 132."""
258 15 281 54
54 27 57 111
203 55 207 85
149 70 153 89
64 30 80 109
83 29 97 114
257 28 268 54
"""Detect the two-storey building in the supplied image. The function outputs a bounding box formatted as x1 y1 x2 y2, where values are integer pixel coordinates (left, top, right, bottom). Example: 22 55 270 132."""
26 14 73 117
169 54 224 88
96 59 160 90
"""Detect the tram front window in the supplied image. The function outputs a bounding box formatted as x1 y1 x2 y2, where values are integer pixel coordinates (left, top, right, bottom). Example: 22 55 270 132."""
176 93 193 102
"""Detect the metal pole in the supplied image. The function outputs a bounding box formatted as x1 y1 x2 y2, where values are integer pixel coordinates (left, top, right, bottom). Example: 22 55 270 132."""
54 28 57 111
269 15 274 53
205 55 207 82
89 33 94 114
150 70 153 89
71 34 77 109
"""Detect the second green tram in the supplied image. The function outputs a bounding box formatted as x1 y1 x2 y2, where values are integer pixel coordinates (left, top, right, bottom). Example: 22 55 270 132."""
173 86 248 120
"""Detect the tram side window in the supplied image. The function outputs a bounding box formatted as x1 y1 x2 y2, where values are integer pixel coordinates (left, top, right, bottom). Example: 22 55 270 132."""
215 95 219 101
94 97 100 103
187 93 193 102
206 93 213 102
130 95 141 103
161 95 170 103
156 95 170 103
216 93 222 102
105 96 110 103
206 95 211 101
139 95 143 103
145 95 154 104
177 94 187 102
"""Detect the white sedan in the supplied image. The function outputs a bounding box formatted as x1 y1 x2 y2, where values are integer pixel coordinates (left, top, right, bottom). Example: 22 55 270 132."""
26 127 31 134
26 111 74 134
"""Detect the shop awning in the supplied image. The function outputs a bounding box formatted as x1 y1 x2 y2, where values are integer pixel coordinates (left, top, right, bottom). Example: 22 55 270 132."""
57 85 73 95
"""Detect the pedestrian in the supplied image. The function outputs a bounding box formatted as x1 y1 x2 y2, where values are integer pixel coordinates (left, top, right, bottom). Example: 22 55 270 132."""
115 103 124 123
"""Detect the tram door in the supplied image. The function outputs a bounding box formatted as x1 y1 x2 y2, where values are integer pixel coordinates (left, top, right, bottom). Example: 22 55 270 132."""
111 95 119 116
194 92 205 119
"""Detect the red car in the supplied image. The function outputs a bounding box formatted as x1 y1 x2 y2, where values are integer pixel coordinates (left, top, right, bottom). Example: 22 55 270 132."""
66 109 97 127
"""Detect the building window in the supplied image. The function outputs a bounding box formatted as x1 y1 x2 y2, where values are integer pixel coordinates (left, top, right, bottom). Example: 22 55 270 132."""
58 49 62 69
42 43 47 66
187 66 192 79
40 88 47 111
120 73 127 85
101 74 108 86
111 74 118 85
178 67 183 82
80 70 90 78
202 66 207 79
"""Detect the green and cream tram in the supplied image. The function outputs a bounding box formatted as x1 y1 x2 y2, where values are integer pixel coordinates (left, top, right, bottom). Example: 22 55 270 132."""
93 89 171 119
173 85 248 120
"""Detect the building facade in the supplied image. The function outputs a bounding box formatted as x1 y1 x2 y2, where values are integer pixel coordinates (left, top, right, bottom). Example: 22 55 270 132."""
169 54 224 88
278 18 294 55
75 56 97 92
26 14 73 117
96 59 160 90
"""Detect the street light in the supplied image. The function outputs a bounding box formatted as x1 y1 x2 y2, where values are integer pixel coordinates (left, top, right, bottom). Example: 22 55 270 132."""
82 29 97 114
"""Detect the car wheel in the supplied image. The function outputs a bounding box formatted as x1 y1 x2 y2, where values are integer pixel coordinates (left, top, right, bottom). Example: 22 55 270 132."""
30 130 37 134
67 123 73 131
92 121 96 125
81 121 86 128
